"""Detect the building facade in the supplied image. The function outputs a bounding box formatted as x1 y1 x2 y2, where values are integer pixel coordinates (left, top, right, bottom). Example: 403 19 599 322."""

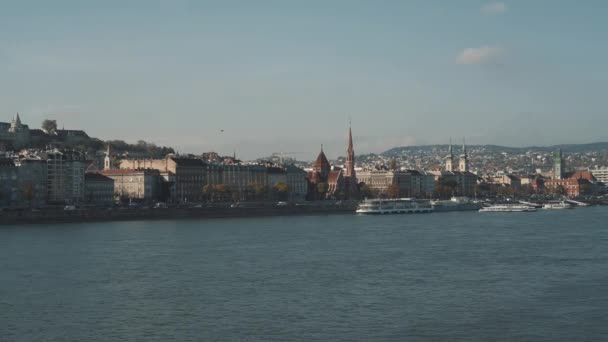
42 149 86 205
98 169 161 201
84 173 115 205
120 156 206 202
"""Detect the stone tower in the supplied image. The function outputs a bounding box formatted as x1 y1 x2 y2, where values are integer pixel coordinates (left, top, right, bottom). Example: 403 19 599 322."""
445 139 454 172
459 138 469 172
553 148 564 179
104 145 112 170
9 112 22 133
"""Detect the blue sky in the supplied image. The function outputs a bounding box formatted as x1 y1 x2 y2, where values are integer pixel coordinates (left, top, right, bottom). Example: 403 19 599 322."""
1 0 607 159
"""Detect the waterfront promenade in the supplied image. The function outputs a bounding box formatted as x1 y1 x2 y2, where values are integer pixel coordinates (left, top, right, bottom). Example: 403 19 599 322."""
0 203 356 225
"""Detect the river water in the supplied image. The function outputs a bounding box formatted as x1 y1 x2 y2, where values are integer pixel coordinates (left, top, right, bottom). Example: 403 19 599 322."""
1 208 607 341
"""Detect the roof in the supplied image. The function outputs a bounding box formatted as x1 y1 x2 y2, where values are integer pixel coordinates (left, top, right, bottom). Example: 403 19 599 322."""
98 169 160 176
566 170 596 182
29 129 47 137
327 170 343 183
313 150 330 170
267 167 286 174
85 173 114 182
56 129 89 138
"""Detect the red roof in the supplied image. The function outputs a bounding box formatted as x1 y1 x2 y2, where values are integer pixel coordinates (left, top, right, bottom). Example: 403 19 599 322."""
327 170 342 183
313 150 330 170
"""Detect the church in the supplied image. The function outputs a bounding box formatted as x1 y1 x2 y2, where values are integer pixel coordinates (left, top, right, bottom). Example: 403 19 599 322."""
306 126 358 200
0 113 31 148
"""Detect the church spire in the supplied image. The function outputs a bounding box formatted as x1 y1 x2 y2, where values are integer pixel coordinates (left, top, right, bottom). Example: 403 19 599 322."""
445 138 454 172
104 144 112 170
459 137 469 172
344 122 357 197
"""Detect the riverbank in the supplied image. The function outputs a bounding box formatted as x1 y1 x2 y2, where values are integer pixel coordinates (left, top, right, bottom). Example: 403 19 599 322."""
0 205 357 225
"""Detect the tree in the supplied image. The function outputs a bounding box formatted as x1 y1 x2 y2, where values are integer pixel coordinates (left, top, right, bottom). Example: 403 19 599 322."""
273 181 290 200
41 119 58 134
316 182 329 199
359 183 373 199
247 182 267 201
202 184 215 201
22 183 34 207
386 184 401 198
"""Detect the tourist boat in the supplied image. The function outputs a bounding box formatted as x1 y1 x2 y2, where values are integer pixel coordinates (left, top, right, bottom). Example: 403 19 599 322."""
431 197 481 212
542 201 574 210
479 204 537 212
356 198 434 214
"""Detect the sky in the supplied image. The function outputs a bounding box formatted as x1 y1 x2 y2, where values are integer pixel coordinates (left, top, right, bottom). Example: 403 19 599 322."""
1 0 607 160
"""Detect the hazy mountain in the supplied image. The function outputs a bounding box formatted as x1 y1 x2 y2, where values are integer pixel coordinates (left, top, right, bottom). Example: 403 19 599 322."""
382 142 608 157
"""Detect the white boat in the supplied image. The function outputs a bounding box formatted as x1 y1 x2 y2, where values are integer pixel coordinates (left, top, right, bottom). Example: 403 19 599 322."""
356 198 434 214
431 197 481 212
479 204 537 212
542 201 574 210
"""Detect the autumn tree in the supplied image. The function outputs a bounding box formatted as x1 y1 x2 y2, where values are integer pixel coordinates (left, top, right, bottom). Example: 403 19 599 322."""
316 182 329 199
386 184 401 198
273 181 290 201
359 183 373 199
41 119 58 134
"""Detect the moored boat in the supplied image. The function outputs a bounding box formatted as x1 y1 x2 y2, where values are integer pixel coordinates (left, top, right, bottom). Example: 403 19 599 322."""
542 201 574 210
356 198 433 214
479 204 537 212
431 197 481 212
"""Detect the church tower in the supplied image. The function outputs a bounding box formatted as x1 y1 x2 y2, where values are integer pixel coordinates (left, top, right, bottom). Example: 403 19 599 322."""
104 145 112 170
553 148 564 179
313 145 331 180
9 113 22 133
459 138 469 172
445 139 454 172
344 124 358 196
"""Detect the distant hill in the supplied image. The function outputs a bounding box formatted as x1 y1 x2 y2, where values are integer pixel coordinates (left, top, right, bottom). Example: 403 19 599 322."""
382 142 608 156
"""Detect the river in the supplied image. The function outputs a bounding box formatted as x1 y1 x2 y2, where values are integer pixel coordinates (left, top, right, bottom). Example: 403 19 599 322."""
1 207 607 341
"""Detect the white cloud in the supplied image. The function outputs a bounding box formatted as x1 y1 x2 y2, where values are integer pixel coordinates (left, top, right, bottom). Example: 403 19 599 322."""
481 2 506 15
456 46 504 65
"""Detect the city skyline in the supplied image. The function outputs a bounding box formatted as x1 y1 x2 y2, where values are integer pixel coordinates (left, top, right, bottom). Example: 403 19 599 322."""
2 1 607 159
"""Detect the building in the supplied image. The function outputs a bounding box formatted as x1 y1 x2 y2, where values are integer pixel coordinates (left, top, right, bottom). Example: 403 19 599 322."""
84 173 115 205
544 178 592 197
285 164 308 201
41 149 86 205
445 141 455 172
459 139 469 172
491 174 522 191
15 158 48 208
267 166 288 197
553 149 565 179
120 156 207 202
0 113 30 148
0 158 17 207
98 169 161 201
306 126 359 200
343 125 358 198
590 167 608 183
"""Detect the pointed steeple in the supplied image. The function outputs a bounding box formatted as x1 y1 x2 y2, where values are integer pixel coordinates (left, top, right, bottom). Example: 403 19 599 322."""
344 122 357 197
459 137 469 172
445 138 454 172
461 137 467 157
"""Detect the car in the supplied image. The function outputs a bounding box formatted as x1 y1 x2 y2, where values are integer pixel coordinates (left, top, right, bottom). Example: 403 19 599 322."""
64 205 77 211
